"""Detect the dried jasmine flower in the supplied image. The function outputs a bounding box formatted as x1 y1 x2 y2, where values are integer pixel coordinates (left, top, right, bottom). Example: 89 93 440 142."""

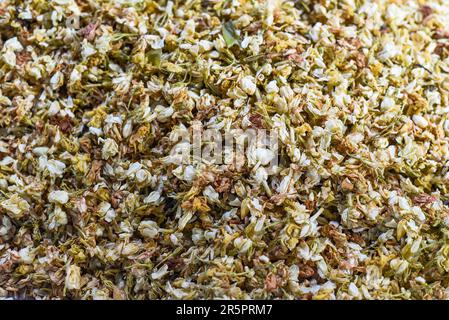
2 0 449 301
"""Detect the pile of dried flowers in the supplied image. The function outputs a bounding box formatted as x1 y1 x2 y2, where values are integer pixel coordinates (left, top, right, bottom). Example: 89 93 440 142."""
1 0 449 299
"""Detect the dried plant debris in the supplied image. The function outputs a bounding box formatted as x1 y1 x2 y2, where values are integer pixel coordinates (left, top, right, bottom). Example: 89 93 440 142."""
1 0 449 300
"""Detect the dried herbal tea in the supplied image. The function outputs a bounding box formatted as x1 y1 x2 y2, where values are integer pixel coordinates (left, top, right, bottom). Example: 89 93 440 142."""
1 0 449 300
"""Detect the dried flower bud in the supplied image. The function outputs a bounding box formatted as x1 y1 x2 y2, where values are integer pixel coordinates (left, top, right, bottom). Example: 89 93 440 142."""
65 265 81 290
